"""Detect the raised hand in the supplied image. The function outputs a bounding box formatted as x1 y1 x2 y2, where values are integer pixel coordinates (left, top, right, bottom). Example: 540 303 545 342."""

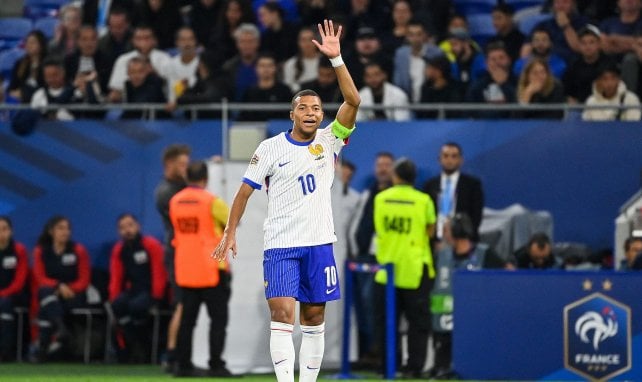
312 19 342 59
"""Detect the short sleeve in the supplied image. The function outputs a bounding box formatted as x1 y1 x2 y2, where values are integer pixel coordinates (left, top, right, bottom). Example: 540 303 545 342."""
242 142 273 190
320 122 347 155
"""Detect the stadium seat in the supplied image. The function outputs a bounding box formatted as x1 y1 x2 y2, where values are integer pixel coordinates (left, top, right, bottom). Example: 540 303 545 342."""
23 0 67 19
70 307 110 364
518 13 551 36
33 16 58 39
505 0 545 12
454 0 496 16
0 48 25 79
467 13 495 46
0 17 32 51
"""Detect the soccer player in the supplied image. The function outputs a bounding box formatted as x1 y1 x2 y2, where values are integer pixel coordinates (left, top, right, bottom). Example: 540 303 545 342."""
212 19 360 382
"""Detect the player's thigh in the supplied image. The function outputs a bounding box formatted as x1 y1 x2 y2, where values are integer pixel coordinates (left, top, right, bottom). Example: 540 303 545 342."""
263 247 301 299
299 244 340 303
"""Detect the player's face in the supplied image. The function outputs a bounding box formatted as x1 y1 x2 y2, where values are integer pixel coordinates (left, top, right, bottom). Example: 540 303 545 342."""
290 95 323 138
439 145 462 174
375 156 394 184
0 220 11 248
118 216 140 241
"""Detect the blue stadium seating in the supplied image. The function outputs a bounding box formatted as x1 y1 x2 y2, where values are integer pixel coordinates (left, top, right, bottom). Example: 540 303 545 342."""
0 17 32 51
23 0 68 19
33 16 58 39
518 13 551 36
0 47 24 79
467 13 495 46
454 0 496 16
504 0 545 12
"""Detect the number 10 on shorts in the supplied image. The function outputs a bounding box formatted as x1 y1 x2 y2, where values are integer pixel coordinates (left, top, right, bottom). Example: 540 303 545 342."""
324 266 337 288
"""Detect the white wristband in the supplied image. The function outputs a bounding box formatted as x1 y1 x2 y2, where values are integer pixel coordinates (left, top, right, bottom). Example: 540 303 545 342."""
329 55 344 68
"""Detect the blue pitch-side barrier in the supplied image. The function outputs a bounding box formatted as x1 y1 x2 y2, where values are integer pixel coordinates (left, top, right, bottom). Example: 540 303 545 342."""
453 271 642 380
337 261 396 380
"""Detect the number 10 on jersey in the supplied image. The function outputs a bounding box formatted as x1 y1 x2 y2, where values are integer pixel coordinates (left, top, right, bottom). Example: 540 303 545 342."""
297 174 316 195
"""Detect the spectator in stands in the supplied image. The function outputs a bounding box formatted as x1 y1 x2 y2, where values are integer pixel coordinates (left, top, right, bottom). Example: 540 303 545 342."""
332 160 361 263
48 3 83 59
108 26 171 103
488 3 525 63
438 14 475 62
169 161 232 377
8 30 47 103
622 30 642 98
80 0 134 32
109 213 166 363
465 41 517 119
154 144 191 373
516 58 565 119
423 142 484 243
237 53 292 121
30 59 78 121
299 58 342 104
345 26 394 90
373 158 436 379
563 25 612 104
514 27 567 79
221 23 261 102
188 0 223 49
211 0 257 63
165 27 200 105
599 0 642 56
97 6 133 76
298 0 336 27
430 213 512 379
582 61 641 121
393 19 444 102
122 56 168 119
343 0 391 44
0 216 29 362
282 27 321 93
353 152 394 370
132 0 182 50
445 28 484 92
512 233 562 269
381 0 414 53
64 25 111 97
32 216 91 363
531 0 586 64
357 61 411 121
417 55 462 119
176 52 230 119
621 236 642 270
257 2 299 64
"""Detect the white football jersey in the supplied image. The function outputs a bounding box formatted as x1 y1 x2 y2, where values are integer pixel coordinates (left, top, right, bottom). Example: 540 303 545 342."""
243 122 346 250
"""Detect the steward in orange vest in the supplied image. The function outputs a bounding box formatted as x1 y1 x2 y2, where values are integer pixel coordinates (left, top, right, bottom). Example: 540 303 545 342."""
168 161 233 377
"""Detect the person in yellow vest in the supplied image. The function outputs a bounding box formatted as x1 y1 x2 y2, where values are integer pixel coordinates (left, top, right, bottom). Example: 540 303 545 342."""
169 161 233 377
373 157 436 379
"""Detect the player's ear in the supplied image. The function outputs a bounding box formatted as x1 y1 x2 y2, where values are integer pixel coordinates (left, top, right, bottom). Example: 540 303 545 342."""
290 110 294 121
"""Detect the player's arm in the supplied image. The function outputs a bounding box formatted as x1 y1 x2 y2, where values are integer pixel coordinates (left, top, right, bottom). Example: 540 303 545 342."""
211 182 254 261
312 19 360 133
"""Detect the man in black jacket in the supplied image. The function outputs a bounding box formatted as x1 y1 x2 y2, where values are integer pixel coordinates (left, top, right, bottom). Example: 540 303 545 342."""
423 142 484 242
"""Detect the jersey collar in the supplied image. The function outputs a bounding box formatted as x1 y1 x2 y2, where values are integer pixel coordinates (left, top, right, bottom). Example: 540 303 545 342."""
285 129 314 146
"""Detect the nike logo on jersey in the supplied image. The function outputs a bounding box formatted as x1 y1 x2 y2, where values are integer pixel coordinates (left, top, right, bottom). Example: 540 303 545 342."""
274 359 287 365
326 287 337 294
278 161 291 167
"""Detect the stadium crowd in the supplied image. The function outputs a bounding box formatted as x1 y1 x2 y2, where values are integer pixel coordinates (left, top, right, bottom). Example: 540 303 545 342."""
0 0 641 121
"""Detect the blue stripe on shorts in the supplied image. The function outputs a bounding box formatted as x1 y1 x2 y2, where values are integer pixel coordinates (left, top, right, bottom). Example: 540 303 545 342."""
263 244 341 303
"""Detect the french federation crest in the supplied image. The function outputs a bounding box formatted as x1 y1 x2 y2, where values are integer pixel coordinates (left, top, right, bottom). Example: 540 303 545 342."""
564 292 631 381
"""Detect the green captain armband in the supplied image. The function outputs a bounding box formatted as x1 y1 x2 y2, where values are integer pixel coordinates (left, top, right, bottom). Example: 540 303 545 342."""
331 119 356 140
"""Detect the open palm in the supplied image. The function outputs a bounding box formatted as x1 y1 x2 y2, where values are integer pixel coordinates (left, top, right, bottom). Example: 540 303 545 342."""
312 19 342 58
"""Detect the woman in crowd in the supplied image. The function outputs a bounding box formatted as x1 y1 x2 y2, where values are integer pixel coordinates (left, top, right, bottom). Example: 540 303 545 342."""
516 58 565 119
48 4 83 58
8 30 48 103
0 216 29 361
281 27 320 93
32 216 90 362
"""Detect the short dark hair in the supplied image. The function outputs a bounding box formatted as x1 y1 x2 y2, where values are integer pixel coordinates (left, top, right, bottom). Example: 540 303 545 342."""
376 151 394 160
451 213 475 240
443 141 463 155
485 40 508 56
341 160 356 172
42 57 64 70
187 161 208 183
624 236 642 252
291 89 321 110
528 232 551 249
393 157 417 184
492 3 514 15
116 213 138 224
0 215 12 229
162 144 191 164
